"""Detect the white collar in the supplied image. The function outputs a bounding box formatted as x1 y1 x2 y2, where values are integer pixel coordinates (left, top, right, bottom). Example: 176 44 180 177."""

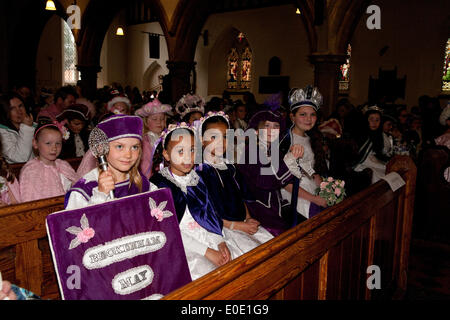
160 167 199 193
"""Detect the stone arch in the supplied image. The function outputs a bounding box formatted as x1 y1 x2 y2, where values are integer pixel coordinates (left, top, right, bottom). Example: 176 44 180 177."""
142 61 164 92
77 0 169 67
6 0 68 89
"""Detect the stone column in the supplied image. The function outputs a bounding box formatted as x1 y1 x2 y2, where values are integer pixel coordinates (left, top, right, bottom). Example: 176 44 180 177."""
76 65 102 101
309 54 347 117
165 61 196 105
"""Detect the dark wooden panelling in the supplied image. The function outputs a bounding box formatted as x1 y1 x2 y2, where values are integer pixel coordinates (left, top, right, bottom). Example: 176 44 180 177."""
300 260 320 300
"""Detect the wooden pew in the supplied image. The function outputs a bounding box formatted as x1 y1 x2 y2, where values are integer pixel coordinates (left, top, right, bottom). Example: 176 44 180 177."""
164 155 416 300
0 156 416 300
0 196 65 299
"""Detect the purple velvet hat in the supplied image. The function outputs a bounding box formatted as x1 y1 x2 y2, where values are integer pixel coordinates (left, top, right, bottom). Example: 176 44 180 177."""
97 114 143 142
247 109 285 133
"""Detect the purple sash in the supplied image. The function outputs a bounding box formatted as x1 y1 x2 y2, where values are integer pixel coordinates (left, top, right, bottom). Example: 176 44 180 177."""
46 188 192 300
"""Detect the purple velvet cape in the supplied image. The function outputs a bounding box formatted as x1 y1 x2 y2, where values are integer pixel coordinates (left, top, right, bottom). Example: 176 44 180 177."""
150 171 223 236
64 171 150 208
236 143 293 236
196 163 254 222
47 188 192 300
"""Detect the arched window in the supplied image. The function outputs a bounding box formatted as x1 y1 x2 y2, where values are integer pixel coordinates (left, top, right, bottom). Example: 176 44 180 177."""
442 38 450 91
63 21 79 85
226 31 252 90
339 44 351 91
240 47 252 89
268 56 281 76
227 48 239 89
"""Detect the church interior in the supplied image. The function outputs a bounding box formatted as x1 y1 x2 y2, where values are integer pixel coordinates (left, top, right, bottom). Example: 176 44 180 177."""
0 0 449 302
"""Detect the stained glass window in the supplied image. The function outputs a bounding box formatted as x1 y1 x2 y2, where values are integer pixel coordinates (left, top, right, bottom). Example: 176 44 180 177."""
227 48 239 89
63 21 79 85
442 38 450 91
226 31 252 90
240 47 252 89
339 44 351 91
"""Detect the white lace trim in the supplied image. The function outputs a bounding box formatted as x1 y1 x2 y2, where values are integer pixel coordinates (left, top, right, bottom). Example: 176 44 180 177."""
204 159 228 171
283 152 303 179
160 167 199 193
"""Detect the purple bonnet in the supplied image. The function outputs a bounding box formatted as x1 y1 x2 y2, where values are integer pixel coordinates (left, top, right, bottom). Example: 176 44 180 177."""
97 114 143 142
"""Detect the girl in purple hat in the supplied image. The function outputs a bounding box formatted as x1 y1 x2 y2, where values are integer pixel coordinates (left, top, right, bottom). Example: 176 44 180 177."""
65 114 157 209
236 109 305 236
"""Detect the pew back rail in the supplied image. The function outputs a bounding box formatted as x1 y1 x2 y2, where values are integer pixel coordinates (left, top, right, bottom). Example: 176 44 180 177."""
163 155 416 300
0 156 416 300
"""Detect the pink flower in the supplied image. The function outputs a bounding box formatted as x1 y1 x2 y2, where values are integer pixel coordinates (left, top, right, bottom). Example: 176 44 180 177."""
327 177 334 182
340 181 345 187
77 228 95 243
188 221 200 230
320 182 328 190
334 188 342 197
151 208 164 222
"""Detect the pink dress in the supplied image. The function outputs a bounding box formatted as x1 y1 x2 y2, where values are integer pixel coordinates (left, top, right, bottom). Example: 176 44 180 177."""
435 132 450 150
76 149 98 177
140 132 158 179
0 177 21 205
19 158 80 202
37 103 64 121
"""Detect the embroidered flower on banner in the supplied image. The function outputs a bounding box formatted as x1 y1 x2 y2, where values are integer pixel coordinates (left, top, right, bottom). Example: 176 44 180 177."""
66 214 96 250
149 198 173 222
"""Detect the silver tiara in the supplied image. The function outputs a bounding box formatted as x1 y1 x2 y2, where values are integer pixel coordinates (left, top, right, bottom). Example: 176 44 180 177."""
288 85 323 112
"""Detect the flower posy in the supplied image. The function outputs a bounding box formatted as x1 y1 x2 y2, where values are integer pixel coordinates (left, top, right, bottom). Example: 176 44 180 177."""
317 177 346 207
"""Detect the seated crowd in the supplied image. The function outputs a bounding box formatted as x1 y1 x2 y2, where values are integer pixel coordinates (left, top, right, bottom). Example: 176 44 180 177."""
0 82 449 299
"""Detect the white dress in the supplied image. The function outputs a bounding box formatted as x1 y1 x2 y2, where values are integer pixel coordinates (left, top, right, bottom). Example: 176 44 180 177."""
280 133 317 219
354 134 392 184
169 170 250 281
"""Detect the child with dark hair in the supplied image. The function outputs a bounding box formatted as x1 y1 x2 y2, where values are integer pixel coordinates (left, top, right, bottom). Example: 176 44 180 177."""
280 86 329 221
57 103 91 159
37 85 78 122
196 111 274 248
0 92 35 164
175 94 205 124
353 105 393 184
150 123 247 280
236 108 305 236
0 139 21 206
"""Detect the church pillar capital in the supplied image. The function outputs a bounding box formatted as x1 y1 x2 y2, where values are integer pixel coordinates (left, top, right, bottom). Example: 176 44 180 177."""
164 61 197 104
308 54 347 117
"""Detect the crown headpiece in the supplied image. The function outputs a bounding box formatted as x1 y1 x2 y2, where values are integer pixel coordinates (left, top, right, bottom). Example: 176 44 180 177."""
160 122 195 147
175 94 205 119
198 111 230 130
288 85 323 112
362 105 383 115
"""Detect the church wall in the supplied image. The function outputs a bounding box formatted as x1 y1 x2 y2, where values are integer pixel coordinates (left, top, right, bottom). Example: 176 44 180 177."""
35 15 63 90
349 0 450 110
194 5 314 104
98 13 169 92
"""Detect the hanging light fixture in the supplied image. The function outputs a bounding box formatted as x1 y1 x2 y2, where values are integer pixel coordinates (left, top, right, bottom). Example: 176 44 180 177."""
45 0 57 11
116 27 125 36
296 8 301 15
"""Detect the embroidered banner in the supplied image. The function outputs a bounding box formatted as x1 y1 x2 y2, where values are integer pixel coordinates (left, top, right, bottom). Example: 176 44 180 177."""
46 188 192 300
